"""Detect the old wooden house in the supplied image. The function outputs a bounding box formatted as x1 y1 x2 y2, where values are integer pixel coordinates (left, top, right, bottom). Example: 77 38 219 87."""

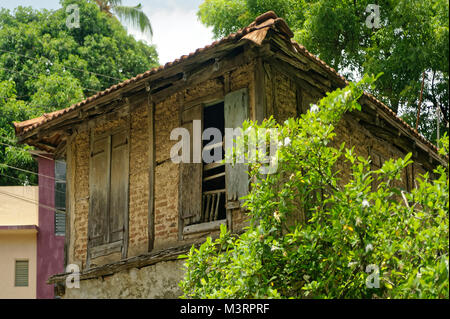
14 11 445 298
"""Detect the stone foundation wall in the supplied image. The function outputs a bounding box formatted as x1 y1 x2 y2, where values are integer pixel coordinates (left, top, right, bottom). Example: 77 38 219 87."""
63 259 185 299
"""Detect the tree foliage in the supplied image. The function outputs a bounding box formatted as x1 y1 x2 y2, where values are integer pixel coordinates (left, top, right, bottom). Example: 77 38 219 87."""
197 0 449 142
0 0 159 185
94 0 153 40
179 76 449 298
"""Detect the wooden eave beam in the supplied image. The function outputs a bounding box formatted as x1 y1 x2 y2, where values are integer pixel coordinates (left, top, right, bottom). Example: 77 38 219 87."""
19 40 251 146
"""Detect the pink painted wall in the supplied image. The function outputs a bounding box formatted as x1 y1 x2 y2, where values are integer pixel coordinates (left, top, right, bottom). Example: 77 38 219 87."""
37 156 65 299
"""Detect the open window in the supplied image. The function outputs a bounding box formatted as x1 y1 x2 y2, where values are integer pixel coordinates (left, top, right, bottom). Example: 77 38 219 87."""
179 89 249 237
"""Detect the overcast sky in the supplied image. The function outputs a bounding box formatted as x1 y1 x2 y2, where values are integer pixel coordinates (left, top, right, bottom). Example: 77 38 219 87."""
0 0 214 65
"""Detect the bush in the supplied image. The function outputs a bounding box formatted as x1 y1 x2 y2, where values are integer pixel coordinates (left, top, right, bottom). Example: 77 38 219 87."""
179 75 449 298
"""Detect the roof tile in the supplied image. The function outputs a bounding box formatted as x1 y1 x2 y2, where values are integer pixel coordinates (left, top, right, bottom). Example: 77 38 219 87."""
14 11 441 157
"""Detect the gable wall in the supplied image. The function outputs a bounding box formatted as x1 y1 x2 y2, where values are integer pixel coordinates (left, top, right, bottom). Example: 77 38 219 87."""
264 61 428 192
66 62 257 270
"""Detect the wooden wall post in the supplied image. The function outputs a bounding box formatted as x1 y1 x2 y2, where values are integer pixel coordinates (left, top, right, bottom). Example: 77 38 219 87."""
147 93 155 251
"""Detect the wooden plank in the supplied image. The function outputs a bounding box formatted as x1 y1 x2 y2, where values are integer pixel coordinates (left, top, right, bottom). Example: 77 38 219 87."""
148 98 155 251
203 162 225 171
202 141 223 152
202 188 226 195
109 130 129 246
87 134 110 250
295 84 303 116
254 57 266 123
203 172 225 182
224 88 250 204
226 200 240 210
204 194 212 222
182 104 203 124
183 91 224 111
150 48 252 105
213 193 221 221
47 242 205 284
64 134 74 267
179 104 203 223
177 93 185 241
210 194 217 222
183 219 226 235
90 241 123 259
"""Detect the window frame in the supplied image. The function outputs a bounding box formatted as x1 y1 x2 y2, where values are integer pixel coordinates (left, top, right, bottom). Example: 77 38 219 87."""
182 100 228 235
87 124 130 264
14 259 29 287
179 88 250 238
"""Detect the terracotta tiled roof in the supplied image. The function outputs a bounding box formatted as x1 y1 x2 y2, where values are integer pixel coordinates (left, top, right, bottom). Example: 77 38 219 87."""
14 12 290 136
14 11 441 157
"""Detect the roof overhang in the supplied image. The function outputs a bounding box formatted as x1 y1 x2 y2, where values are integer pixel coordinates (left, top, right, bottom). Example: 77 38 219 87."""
14 11 447 166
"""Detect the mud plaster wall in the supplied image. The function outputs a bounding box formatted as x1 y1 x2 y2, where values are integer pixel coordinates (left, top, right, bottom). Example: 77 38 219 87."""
67 104 151 268
67 63 256 269
264 64 427 190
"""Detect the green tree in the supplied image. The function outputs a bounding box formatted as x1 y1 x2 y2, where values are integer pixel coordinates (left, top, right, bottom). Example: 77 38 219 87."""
95 0 153 40
0 0 159 185
197 0 449 142
0 81 38 185
179 75 449 298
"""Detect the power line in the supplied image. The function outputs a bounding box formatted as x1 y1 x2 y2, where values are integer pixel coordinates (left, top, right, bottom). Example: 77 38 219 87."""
0 189 66 215
0 48 123 82
0 138 66 164
0 163 65 183
0 94 29 100
0 136 66 163
0 66 99 93
0 172 66 196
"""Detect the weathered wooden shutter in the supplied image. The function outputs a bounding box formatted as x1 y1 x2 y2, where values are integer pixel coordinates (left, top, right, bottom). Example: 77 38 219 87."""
109 130 129 243
180 105 203 224
88 135 110 248
225 88 249 205
15 260 29 287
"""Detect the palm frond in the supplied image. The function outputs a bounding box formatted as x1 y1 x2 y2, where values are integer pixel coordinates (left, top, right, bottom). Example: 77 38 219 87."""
113 4 153 39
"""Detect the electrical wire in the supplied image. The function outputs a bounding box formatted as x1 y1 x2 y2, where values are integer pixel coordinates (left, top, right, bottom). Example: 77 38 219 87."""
0 172 66 196
0 189 66 214
0 139 66 164
0 48 124 82
0 163 65 183
0 66 99 93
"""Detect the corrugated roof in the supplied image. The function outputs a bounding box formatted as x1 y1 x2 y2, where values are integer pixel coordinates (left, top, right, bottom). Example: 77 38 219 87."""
14 11 441 157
